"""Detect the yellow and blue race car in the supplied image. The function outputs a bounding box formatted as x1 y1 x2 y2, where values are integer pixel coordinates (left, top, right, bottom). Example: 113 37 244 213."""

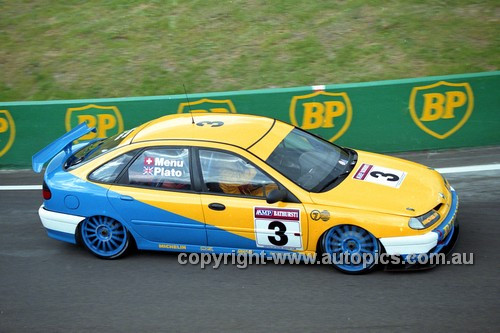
33 113 458 273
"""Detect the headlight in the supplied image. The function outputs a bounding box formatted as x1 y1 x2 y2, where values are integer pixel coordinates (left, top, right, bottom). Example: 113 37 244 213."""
408 209 441 230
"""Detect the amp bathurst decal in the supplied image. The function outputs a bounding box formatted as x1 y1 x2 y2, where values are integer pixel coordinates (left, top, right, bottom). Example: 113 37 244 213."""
353 163 407 189
254 207 302 250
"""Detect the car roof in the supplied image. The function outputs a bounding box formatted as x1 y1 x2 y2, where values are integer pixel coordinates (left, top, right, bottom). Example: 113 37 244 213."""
130 113 289 149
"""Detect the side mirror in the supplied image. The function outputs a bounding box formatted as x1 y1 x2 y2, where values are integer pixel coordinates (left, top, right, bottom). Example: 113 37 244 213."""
266 189 287 204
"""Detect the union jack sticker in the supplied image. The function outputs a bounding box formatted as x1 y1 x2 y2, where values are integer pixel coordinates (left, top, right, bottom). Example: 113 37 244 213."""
143 166 154 175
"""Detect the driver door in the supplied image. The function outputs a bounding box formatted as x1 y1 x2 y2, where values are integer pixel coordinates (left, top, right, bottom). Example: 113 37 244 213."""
197 148 308 251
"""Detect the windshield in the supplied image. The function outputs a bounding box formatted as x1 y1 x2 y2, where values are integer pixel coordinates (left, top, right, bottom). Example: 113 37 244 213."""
65 129 133 169
266 128 351 192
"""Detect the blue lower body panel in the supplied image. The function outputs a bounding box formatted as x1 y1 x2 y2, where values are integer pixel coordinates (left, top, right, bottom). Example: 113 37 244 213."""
46 229 76 244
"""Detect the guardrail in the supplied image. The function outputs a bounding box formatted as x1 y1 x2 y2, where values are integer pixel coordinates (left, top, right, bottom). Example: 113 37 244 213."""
1 71 499 168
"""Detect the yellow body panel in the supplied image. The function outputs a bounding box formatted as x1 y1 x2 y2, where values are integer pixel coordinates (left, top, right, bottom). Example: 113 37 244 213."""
311 150 446 216
248 120 293 160
130 113 274 149
200 194 308 248
107 185 205 230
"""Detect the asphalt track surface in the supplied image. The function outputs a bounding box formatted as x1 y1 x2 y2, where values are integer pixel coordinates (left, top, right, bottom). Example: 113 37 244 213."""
1 146 499 332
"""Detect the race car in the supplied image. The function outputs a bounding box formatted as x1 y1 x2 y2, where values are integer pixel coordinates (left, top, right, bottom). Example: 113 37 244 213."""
32 113 459 273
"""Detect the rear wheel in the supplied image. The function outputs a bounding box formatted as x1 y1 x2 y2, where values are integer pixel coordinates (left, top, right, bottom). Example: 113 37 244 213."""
81 216 130 259
322 225 379 274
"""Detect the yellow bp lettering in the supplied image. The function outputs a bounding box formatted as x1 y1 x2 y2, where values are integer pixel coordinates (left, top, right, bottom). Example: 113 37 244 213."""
301 102 323 129
0 118 8 133
76 114 117 140
210 107 230 113
97 114 116 137
420 93 445 121
189 108 229 113
420 91 467 121
301 101 345 129
443 91 466 119
322 101 345 128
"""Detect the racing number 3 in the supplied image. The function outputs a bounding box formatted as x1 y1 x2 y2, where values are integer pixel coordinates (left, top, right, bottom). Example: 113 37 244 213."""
268 221 288 246
370 171 399 182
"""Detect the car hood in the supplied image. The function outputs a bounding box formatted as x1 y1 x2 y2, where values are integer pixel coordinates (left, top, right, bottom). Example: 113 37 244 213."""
309 150 447 217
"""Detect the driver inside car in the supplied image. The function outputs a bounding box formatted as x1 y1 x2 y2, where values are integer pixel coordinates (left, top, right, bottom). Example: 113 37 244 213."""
218 161 277 197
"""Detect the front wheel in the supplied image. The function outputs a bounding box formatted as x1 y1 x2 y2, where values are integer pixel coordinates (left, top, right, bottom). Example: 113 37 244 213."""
81 216 130 259
322 225 379 274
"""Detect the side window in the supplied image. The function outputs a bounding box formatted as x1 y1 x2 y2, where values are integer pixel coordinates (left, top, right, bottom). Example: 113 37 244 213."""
199 150 277 198
120 148 191 190
88 151 136 183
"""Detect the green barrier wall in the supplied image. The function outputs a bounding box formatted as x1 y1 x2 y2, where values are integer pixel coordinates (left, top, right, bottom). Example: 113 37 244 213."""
0 71 499 168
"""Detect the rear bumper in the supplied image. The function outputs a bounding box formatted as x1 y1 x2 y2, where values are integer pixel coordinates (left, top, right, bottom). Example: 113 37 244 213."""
380 187 459 256
39 205 85 244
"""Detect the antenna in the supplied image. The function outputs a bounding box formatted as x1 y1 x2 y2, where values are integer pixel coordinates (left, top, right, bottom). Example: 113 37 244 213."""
183 84 195 124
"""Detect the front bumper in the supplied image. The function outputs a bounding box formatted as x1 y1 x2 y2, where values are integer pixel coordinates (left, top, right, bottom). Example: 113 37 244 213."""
379 187 459 256
38 205 85 244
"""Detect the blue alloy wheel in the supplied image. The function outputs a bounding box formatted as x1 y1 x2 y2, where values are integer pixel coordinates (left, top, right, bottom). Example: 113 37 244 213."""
322 225 379 274
81 216 129 259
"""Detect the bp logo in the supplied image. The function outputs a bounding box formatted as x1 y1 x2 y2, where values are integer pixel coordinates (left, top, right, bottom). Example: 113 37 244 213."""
177 98 236 114
0 110 15 157
289 91 352 142
65 104 124 141
409 81 474 139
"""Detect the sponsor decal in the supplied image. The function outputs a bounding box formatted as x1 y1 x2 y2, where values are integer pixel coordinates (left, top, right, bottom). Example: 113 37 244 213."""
441 216 456 241
255 208 300 220
177 98 236 114
409 81 474 139
65 104 124 141
310 209 330 222
353 164 407 189
0 110 15 158
237 249 253 254
353 163 373 180
143 155 185 177
254 207 302 250
144 156 184 168
320 210 330 221
159 244 187 250
196 120 224 127
289 90 352 142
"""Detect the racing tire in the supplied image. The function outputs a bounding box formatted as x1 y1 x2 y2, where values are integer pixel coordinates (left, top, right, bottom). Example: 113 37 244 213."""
322 225 380 274
80 216 130 259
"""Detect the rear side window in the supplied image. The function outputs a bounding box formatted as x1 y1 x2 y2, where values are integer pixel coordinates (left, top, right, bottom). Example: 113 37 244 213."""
119 148 191 190
88 151 136 184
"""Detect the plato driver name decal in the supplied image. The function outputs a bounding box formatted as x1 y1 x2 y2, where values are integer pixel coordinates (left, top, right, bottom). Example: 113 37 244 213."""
254 207 302 250
353 163 407 188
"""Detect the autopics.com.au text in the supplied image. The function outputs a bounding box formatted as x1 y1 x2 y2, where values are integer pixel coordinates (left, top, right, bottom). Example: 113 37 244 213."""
177 251 473 269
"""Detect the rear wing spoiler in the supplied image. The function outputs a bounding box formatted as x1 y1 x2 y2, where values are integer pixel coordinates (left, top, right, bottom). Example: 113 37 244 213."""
32 123 96 173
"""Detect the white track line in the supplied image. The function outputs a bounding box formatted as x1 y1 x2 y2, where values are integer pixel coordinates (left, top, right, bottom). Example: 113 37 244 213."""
0 164 499 190
436 164 500 174
0 185 42 190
